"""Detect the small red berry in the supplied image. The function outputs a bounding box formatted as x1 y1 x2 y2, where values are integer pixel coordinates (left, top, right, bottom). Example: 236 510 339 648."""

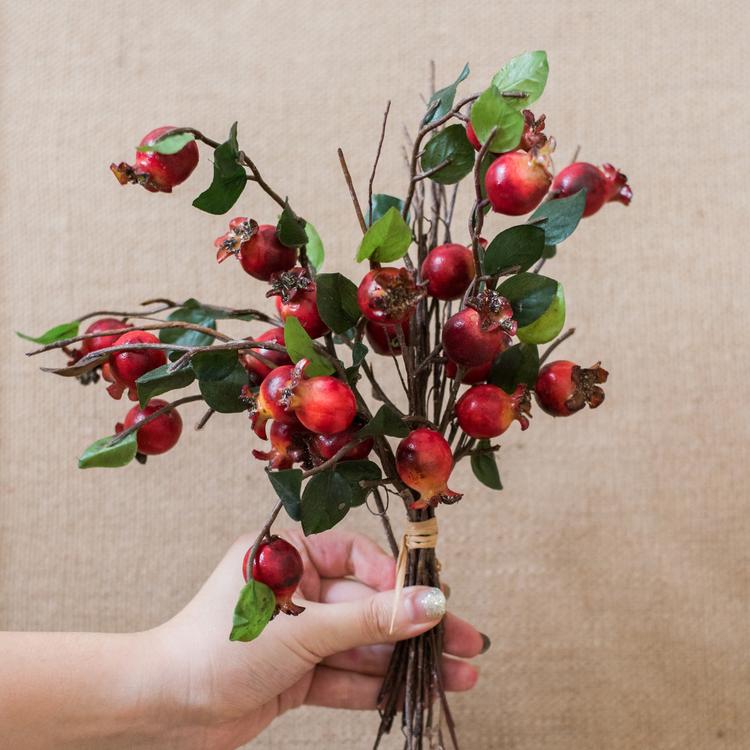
271 269 329 340
396 428 462 510
485 146 553 215
284 361 357 435
237 224 297 281
110 126 199 193
357 267 424 326
442 293 516 368
240 327 291 386
106 331 167 401
550 162 632 217
252 421 308 470
309 419 374 463
243 536 305 616
364 320 410 356
247 365 299 439
115 398 183 455
456 384 531 439
420 244 475 301
534 360 609 417
80 318 132 355
445 331 512 383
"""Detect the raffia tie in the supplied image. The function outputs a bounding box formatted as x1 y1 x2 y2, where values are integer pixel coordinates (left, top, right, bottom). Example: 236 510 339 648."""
389 517 439 634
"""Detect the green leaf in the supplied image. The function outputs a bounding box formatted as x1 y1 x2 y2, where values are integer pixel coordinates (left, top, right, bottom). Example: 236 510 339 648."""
516 284 565 344
135 364 195 407
314 273 361 334
423 63 470 125
301 470 352 535
267 468 304 521
192 122 246 215
543 244 557 259
484 225 546 275
496 272 558 327
366 194 407 227
229 580 276 642
181 298 263 322
283 317 334 377
159 307 217 349
357 404 409 439
489 342 539 394
304 222 325 270
191 349 239 381
420 124 475 185
198 360 248 413
469 87 525 153
356 207 412 263
334 460 382 507
136 130 196 155
470 440 503 490
78 432 137 469
276 203 308 248
491 51 549 106
529 190 586 245
351 341 368 368
17 321 80 345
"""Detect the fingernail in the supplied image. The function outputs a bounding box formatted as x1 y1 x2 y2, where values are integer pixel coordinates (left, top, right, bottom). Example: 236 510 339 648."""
479 633 491 654
406 587 447 622
442 582 451 599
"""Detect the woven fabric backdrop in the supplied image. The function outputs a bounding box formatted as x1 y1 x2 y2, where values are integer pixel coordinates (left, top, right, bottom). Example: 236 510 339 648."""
2 1 748 748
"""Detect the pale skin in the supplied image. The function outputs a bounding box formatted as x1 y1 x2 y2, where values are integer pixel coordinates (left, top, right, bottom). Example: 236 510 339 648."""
0 528 485 749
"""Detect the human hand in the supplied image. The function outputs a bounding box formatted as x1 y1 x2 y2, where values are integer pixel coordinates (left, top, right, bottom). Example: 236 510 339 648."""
145 528 486 749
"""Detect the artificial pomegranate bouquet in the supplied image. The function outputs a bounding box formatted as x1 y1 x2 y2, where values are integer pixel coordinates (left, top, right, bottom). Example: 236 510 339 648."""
21 51 630 747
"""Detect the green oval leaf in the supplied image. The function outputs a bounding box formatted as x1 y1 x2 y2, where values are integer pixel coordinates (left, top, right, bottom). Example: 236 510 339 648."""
422 63 470 125
277 202 308 248
357 404 409 439
470 440 503 490
192 349 239 381
283 316 334 377
529 190 586 245
333 460 382 507
356 207 412 263
267 468 304 522
469 87 525 153
304 222 324 270
491 51 549 106
366 194 406 227
315 273 361 334
17 321 80 345
484 225 546 275
488 342 539 394
516 284 565 344
301 471 352 535
496 272 558 327
135 364 196 407
136 130 196 155
198 360 248 413
78 432 138 469
192 122 246 215
420 124 475 185
229 579 276 642
159 307 217 349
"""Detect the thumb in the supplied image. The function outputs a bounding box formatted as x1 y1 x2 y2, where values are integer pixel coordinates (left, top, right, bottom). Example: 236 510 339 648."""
293 586 447 660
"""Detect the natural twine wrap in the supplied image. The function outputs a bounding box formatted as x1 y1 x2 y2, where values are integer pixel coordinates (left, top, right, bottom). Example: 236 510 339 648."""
389 517 439 634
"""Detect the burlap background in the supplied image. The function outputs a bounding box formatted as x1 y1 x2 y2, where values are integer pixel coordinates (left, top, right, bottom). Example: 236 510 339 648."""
2 1 748 748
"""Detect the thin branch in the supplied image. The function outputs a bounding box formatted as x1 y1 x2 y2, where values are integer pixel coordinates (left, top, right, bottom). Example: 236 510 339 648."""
412 159 452 182
539 327 576 366
194 408 215 431
244 499 284 581
368 101 391 222
337 148 368 234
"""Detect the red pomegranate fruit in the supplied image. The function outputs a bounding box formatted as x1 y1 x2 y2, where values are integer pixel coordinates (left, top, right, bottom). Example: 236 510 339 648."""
455 384 531 439
420 244 475 301
115 399 183 455
357 267 424 326
534 360 609 416
550 162 632 217
106 331 167 401
243 536 305 616
485 145 554 215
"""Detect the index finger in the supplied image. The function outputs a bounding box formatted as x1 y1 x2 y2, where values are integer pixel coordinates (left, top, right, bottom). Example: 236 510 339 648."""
284 528 397 592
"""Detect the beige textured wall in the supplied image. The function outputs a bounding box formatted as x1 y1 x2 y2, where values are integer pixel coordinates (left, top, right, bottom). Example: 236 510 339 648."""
2 1 749 748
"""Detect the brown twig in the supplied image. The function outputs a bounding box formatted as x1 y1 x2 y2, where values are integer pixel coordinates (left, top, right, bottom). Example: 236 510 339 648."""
109 395 203 446
337 148 368 234
368 101 391 223
539 327 576 366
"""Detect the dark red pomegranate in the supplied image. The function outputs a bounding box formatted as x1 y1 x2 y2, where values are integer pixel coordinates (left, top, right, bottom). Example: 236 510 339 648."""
550 162 632 217
80 318 132 355
309 419 374 463
246 365 299 439
243 536 305 616
115 399 183 455
534 360 609 416
455 384 531 438
365 320 411 356
238 224 298 281
357 267 424 326
240 327 291 386
252 421 308 470
106 331 167 401
420 244 475 301
485 147 553 215
445 331 512 383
